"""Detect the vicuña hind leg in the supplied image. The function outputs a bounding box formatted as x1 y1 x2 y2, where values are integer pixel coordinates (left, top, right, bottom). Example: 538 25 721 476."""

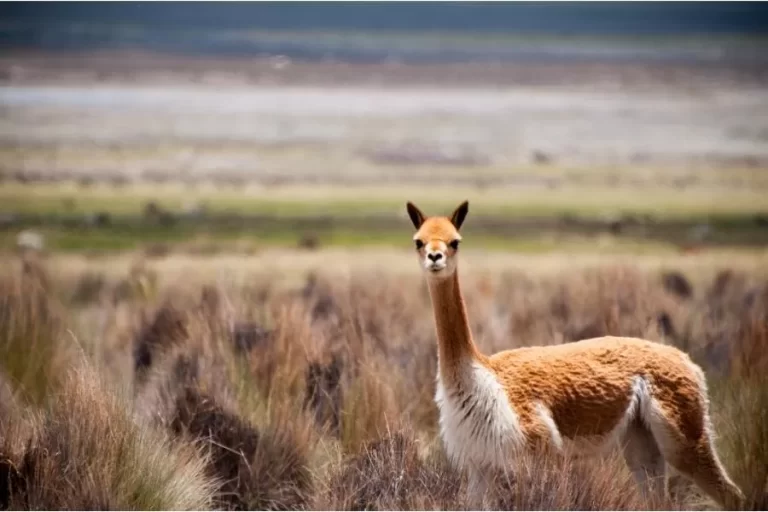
646 401 744 509
681 438 744 510
622 421 666 500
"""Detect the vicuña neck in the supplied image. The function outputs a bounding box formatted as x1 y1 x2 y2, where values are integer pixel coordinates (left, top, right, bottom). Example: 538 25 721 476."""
426 270 484 380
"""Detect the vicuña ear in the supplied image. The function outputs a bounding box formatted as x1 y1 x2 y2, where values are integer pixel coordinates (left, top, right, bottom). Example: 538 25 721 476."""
406 202 426 229
450 200 469 230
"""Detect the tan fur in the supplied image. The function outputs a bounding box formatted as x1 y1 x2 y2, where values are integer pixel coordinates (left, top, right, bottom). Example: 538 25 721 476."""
487 337 700 441
407 201 745 510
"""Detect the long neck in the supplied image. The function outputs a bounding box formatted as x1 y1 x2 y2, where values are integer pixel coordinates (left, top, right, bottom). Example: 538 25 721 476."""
426 270 484 380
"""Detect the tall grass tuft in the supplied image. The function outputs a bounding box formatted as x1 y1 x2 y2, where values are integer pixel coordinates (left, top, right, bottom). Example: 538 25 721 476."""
487 448 684 510
171 386 314 510
712 373 768 510
0 372 16 421
2 256 767 511
711 306 768 510
0 367 216 510
0 269 70 406
321 430 462 510
137 325 316 511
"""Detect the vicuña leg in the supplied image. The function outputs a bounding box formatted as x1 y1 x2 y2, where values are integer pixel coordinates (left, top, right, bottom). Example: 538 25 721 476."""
681 437 744 510
467 466 491 509
645 401 744 509
622 421 667 500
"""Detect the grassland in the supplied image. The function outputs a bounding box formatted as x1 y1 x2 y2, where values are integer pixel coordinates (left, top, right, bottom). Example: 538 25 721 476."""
2 179 767 254
3 180 768 217
2 249 767 510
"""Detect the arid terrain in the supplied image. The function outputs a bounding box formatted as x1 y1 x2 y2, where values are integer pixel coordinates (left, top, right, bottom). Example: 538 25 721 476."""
1 249 768 509
1 45 768 510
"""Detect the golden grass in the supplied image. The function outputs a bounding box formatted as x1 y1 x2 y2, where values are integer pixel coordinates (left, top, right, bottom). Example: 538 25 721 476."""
0 258 74 406
1 367 216 510
1 250 767 510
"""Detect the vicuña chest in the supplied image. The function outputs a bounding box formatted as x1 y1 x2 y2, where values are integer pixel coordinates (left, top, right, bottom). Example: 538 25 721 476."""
435 362 525 469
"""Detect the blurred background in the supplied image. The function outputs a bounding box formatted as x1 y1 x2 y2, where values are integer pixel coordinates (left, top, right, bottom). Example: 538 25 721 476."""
4 6 768 510
1 1 767 257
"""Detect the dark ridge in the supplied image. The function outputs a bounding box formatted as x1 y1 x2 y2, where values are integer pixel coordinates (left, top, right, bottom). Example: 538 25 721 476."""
4 2 768 34
3 4 767 65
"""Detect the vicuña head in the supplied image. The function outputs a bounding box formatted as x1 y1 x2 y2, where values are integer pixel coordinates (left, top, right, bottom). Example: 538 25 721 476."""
407 200 467 280
405 200 745 510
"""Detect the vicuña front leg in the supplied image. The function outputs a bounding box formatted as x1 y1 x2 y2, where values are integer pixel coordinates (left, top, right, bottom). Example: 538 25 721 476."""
467 466 491 509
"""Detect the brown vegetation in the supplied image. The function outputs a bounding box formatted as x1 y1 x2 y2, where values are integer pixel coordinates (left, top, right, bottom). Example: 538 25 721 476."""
1 253 767 510
484 449 681 511
320 431 462 510
1 369 215 510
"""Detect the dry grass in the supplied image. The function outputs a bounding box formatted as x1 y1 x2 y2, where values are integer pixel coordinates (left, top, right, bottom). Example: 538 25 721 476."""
1 368 216 510
712 374 768 510
319 430 462 510
709 298 768 510
0 256 75 407
134 309 317 510
1 250 767 510
486 448 683 511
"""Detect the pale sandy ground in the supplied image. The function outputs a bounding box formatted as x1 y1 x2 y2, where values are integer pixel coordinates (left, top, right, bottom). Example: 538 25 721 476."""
2 83 767 170
1 52 767 188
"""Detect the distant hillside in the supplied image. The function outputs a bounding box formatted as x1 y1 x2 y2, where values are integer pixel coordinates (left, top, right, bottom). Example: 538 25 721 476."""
2 2 768 65
4 2 768 34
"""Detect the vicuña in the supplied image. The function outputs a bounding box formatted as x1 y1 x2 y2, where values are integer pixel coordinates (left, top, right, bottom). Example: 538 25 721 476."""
406 200 744 509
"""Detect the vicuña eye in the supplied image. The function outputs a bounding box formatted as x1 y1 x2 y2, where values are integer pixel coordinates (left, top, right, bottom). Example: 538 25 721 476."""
449 240 460 250
415 240 424 250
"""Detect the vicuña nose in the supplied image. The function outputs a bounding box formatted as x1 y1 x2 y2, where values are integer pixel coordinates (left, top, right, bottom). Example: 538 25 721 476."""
427 252 443 262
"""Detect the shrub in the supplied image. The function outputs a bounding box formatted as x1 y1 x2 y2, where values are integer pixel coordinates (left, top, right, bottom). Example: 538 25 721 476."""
173 387 313 510
487 448 683 511
139 347 315 510
0 368 215 510
322 431 462 510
